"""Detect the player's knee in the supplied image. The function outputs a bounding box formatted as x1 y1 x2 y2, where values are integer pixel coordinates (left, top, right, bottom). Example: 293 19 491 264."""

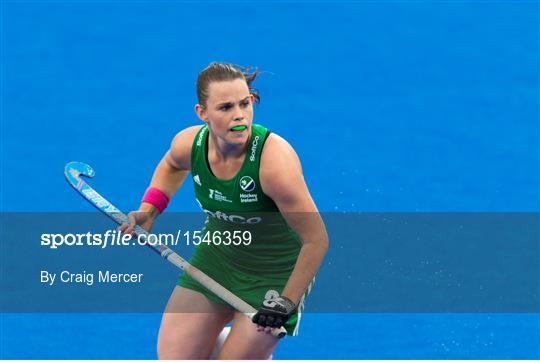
157 333 208 360
217 321 277 359
157 324 210 359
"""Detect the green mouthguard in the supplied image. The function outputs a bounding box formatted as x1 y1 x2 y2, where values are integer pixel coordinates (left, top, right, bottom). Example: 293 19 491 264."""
231 125 247 132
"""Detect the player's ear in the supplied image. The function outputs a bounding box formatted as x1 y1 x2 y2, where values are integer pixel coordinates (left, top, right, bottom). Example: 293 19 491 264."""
194 104 208 123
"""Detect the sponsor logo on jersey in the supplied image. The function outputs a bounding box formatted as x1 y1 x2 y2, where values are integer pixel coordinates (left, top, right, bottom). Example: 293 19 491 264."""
196 199 262 224
193 174 201 186
196 127 206 147
208 188 232 203
240 193 258 203
239 176 256 192
249 135 260 161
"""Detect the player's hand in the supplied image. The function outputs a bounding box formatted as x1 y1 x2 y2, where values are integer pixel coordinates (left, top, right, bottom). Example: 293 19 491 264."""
118 211 155 236
252 296 296 330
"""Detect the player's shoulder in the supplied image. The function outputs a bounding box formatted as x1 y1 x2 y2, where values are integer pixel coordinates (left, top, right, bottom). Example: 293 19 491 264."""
263 132 296 157
260 131 304 200
168 125 205 170
173 125 205 145
261 132 302 175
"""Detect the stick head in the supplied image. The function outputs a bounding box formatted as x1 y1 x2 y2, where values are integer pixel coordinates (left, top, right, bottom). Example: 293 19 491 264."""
64 161 95 189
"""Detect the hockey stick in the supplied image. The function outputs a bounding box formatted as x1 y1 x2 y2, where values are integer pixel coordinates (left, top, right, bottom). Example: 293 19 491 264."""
64 161 287 338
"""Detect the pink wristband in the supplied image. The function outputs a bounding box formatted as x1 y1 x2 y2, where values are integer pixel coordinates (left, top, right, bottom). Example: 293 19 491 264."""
142 187 170 213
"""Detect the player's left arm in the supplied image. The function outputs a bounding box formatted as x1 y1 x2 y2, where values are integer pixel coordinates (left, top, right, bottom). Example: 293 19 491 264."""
259 133 329 305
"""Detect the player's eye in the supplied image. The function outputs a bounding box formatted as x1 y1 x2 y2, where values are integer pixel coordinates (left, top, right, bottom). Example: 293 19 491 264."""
240 101 250 108
219 104 232 111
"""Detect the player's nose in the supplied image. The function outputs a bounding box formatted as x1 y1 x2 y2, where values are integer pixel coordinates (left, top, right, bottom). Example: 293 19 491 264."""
232 105 244 121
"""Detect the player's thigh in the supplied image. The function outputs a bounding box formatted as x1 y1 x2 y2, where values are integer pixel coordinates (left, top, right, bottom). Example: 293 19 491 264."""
158 286 234 359
218 311 279 360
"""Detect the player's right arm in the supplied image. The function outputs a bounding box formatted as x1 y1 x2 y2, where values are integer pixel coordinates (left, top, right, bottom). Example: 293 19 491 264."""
120 125 202 234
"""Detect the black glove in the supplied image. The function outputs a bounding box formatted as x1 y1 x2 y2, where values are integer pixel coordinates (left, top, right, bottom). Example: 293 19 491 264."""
252 296 297 328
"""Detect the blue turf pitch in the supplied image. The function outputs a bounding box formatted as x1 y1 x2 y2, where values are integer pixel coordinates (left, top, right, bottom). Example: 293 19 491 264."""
1 1 539 359
2 314 539 359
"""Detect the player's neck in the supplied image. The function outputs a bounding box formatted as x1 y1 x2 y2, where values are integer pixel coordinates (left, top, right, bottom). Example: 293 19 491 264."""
209 132 250 161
